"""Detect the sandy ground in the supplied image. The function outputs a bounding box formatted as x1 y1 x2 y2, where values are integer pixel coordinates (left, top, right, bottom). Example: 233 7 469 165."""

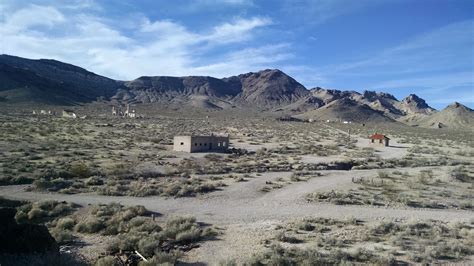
1 168 472 264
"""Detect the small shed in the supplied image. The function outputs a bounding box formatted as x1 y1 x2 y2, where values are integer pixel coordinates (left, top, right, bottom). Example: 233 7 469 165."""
369 133 390 146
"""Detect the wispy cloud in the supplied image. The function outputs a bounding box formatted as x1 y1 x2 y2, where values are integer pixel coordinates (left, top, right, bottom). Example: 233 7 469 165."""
0 3 279 80
370 72 473 92
193 44 292 76
2 4 65 33
323 20 473 77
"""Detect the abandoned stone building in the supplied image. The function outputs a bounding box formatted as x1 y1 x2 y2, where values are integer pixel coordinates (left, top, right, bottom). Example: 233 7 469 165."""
369 133 390 146
173 135 229 153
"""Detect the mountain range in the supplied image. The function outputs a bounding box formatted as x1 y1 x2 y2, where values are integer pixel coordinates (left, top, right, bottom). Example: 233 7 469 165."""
0 54 472 129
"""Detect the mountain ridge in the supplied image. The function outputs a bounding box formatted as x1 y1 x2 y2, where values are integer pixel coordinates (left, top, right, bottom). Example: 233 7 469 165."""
1 54 471 129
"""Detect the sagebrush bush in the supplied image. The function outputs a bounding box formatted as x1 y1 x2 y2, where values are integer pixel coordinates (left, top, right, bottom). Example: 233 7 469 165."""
75 218 105 233
50 228 74 244
95 256 116 266
56 217 76 230
14 200 76 223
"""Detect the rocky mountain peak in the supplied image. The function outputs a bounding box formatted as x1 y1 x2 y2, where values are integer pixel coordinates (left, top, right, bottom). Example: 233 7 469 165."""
402 93 433 111
363 90 397 101
446 102 472 111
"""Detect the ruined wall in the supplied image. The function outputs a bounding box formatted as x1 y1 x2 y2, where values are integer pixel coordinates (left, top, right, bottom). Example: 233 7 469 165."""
173 136 193 152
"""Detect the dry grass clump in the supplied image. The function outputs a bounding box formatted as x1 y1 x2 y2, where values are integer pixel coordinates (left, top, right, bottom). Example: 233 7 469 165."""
239 244 391 265
7 199 79 245
97 177 225 197
104 214 217 263
3 197 217 264
14 199 78 224
42 203 218 263
369 220 474 263
451 166 473 183
0 175 34 185
307 169 473 210
307 190 374 206
242 218 473 265
31 169 225 198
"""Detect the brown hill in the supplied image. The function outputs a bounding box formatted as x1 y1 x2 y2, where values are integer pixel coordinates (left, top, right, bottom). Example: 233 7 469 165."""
418 102 474 129
0 54 120 104
112 69 308 109
295 98 393 123
235 69 309 107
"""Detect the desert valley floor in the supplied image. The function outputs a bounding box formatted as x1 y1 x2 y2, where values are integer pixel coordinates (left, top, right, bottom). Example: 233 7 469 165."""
0 105 473 265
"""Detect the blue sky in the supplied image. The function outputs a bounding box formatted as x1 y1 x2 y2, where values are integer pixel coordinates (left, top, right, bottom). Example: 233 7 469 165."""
0 0 473 109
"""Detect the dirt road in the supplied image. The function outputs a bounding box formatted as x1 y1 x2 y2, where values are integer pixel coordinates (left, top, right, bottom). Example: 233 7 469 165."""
1 169 471 224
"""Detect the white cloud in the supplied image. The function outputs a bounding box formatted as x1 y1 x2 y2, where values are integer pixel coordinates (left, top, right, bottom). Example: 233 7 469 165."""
3 4 65 33
0 3 281 80
206 17 272 43
192 44 292 77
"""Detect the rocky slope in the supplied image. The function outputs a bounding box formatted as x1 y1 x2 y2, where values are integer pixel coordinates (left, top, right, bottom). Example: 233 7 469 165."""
290 88 436 123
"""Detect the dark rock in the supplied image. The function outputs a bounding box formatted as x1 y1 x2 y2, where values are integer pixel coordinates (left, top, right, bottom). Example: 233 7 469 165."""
0 208 58 254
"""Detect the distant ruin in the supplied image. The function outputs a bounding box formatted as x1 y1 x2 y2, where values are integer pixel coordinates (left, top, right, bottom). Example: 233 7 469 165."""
173 135 229 153
112 104 137 118
32 110 55 116
62 109 77 119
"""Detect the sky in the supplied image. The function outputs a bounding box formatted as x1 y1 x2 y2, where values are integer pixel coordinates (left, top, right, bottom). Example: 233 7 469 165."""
0 0 473 109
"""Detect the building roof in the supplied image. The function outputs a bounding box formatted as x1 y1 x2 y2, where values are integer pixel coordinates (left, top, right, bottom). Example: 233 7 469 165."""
369 133 390 140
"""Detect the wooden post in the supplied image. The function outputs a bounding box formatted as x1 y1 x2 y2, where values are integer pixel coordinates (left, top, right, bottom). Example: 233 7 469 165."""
135 250 148 262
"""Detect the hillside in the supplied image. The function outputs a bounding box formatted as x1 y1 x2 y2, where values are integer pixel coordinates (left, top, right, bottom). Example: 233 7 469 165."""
417 102 474 129
0 55 309 108
295 98 393 123
115 69 309 108
0 55 121 104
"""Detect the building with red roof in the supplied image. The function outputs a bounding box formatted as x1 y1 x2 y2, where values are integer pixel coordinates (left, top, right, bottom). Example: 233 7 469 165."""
369 133 390 146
